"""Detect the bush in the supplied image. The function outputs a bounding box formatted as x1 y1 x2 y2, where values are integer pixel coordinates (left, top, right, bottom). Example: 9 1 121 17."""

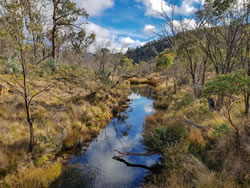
163 142 189 171
211 123 232 138
143 125 188 154
41 59 59 74
156 49 175 69
3 57 22 74
175 92 195 110
188 130 206 157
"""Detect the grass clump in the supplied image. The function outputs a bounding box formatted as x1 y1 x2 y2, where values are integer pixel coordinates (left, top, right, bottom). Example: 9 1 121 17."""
4 162 62 188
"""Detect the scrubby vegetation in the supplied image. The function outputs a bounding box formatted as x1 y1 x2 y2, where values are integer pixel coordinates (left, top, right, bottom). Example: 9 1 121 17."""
143 81 249 187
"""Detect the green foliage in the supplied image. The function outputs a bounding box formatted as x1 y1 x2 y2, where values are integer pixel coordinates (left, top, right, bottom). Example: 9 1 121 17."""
175 92 195 110
204 73 250 98
143 126 188 154
211 0 236 15
57 0 88 26
70 30 95 53
211 123 232 138
3 57 22 74
120 56 134 71
156 49 175 69
41 59 59 74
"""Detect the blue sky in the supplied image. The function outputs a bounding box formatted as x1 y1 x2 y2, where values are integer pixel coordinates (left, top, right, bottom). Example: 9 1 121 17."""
74 0 204 51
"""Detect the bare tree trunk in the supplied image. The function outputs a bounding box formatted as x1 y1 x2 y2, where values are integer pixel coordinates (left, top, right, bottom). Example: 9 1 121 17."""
244 93 249 116
245 60 250 116
52 0 59 59
20 49 34 152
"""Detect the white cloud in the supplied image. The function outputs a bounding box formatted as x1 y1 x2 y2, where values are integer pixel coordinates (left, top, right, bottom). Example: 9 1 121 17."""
162 18 198 35
119 37 145 48
144 24 156 36
128 93 142 100
136 0 204 17
84 23 145 53
75 0 114 17
144 103 154 113
172 18 197 31
136 0 172 16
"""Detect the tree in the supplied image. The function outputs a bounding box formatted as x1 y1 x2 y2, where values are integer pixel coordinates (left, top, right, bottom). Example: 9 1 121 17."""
0 0 55 152
70 30 95 54
156 49 175 69
204 73 250 146
177 31 208 98
51 0 88 59
195 0 248 75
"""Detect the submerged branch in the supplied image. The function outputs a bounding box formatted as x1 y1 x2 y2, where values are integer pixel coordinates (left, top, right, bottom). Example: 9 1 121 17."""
112 156 153 171
114 150 156 157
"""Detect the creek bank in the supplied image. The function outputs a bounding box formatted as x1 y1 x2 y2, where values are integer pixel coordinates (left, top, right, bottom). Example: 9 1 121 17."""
0 75 131 187
125 73 163 87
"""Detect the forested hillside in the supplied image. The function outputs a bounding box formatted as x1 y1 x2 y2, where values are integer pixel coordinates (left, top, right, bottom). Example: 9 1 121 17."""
126 38 171 63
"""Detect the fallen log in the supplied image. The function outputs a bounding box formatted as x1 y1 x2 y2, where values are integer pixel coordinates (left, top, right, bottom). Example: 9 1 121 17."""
184 116 209 131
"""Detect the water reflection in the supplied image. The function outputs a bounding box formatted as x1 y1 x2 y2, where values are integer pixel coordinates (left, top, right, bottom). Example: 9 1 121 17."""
53 93 159 188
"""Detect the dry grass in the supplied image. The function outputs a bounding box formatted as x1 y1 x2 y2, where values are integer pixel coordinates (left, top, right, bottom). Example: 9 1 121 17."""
0 64 130 187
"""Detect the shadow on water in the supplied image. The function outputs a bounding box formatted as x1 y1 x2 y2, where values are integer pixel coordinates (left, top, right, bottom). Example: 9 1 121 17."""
52 86 160 188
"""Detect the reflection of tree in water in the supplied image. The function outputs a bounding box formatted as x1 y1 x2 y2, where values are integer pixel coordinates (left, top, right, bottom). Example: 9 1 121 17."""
131 85 156 99
111 109 132 138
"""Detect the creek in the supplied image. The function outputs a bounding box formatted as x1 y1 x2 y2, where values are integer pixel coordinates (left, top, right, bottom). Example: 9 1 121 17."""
53 88 159 188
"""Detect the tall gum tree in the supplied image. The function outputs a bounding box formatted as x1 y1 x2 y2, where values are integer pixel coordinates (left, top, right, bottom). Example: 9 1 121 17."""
51 0 88 59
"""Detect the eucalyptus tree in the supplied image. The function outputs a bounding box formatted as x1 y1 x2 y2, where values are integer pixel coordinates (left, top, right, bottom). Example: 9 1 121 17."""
0 0 55 152
50 0 88 59
176 31 209 98
195 0 249 75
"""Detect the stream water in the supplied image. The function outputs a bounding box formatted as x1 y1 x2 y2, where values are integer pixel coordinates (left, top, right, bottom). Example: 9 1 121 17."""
53 90 159 188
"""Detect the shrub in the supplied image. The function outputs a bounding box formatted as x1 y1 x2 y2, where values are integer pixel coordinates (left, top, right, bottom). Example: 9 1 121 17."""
143 125 188 154
3 57 22 74
163 142 189 171
41 59 59 74
211 123 232 138
188 130 206 157
156 49 175 69
175 92 195 110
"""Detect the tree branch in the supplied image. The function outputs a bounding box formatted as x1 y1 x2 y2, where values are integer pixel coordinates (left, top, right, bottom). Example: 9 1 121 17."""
114 150 156 157
112 156 153 171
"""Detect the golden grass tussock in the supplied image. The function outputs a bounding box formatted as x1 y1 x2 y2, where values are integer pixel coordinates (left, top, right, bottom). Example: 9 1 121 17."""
3 163 62 188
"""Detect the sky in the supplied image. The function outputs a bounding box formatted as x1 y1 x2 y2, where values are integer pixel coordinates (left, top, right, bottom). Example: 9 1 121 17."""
74 0 205 52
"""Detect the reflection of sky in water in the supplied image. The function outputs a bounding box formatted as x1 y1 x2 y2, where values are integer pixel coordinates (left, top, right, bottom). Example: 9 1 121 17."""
54 93 160 188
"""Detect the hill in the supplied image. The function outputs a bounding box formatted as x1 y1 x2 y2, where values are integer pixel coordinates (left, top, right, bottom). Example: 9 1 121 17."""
126 37 171 63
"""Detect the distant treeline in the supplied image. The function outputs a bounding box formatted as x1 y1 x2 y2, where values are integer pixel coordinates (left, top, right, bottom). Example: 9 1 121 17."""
126 38 171 63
